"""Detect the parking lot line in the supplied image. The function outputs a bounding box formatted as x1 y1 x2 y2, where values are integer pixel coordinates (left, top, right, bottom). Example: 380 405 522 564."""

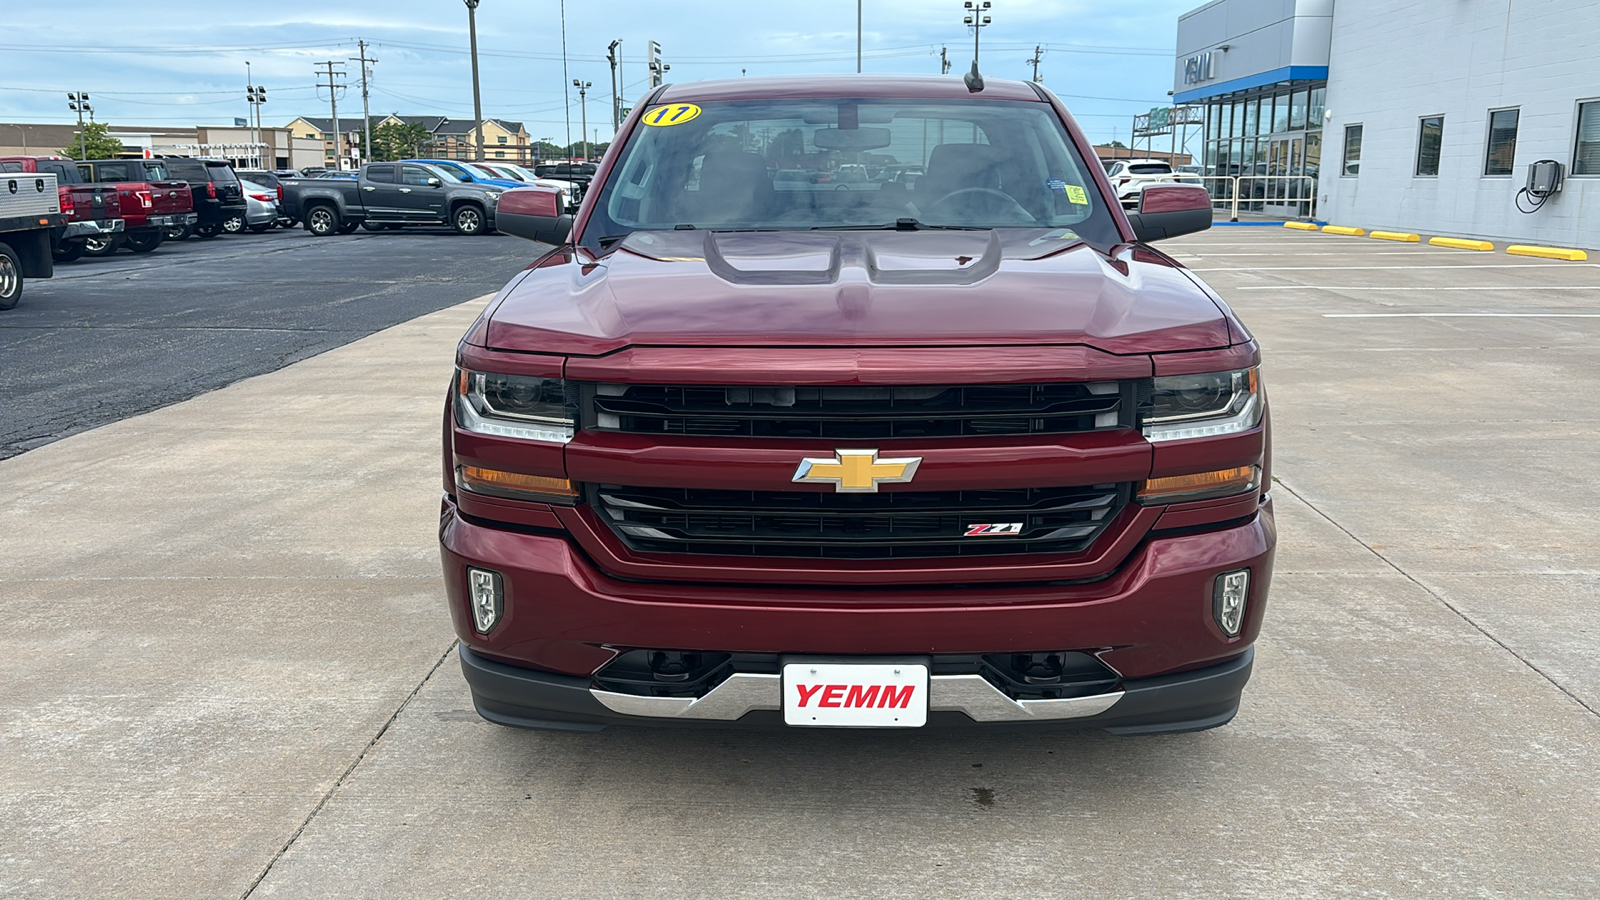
1323 312 1600 318
1239 285 1600 291
1191 264 1595 271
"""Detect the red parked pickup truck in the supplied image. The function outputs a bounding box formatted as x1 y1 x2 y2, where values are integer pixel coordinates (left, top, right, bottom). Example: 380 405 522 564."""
0 156 123 262
442 75 1273 735
77 159 197 254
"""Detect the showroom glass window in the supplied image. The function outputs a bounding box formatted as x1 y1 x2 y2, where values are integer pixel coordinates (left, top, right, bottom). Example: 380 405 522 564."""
1416 116 1444 176
1342 124 1362 176
1576 101 1600 175
1484 109 1519 176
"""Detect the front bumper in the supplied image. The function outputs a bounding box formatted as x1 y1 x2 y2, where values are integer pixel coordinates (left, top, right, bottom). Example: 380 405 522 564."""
442 494 1275 731
62 218 124 239
460 643 1254 734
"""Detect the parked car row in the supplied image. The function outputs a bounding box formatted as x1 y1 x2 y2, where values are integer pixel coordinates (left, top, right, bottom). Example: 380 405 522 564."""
280 159 577 237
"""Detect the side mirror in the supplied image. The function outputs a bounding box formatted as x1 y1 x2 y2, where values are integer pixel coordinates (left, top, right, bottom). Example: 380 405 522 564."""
497 187 573 245
426 177 442 187
1125 184 1213 242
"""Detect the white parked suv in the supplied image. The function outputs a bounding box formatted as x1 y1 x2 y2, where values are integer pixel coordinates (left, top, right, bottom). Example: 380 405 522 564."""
1104 159 1204 208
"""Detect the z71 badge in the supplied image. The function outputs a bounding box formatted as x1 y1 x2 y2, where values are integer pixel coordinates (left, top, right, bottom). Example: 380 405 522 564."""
965 523 1024 537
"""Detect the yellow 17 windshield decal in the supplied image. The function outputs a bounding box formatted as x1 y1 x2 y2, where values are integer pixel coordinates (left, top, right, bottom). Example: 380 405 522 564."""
643 103 702 126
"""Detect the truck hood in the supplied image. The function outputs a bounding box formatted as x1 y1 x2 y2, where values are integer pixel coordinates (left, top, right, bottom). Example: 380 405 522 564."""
484 229 1231 357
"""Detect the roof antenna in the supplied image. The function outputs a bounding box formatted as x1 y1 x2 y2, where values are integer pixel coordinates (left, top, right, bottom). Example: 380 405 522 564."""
961 1 991 92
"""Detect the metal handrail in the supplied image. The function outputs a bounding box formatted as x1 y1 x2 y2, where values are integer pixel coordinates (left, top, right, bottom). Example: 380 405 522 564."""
1193 175 1318 221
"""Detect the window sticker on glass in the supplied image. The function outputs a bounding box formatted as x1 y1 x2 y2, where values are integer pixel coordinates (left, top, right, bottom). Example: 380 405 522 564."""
643 103 702 126
1065 185 1088 205
1047 178 1067 193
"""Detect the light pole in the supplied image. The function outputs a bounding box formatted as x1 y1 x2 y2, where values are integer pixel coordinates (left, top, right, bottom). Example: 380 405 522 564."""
465 0 485 162
961 1 992 91
67 93 92 160
246 71 267 168
573 80 591 160
7 123 29 154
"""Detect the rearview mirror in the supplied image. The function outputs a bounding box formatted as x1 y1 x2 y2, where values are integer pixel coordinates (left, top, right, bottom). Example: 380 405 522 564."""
1125 184 1212 242
497 187 572 245
813 126 893 152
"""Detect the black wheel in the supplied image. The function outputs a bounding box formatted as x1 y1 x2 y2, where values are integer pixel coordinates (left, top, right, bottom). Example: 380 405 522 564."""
165 225 193 241
52 240 86 263
279 217 298 229
452 204 486 235
305 205 340 236
361 221 391 232
337 220 361 234
124 231 164 253
248 223 272 234
0 243 21 311
195 223 224 239
83 235 122 257
222 215 245 234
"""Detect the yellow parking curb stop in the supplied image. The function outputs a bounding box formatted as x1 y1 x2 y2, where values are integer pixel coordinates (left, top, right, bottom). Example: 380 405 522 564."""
1283 222 1319 231
1369 231 1421 242
1429 237 1494 251
1506 245 1588 261
1322 225 1365 236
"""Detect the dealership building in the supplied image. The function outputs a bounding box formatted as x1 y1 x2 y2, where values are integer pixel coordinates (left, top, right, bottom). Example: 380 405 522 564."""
1173 0 1600 246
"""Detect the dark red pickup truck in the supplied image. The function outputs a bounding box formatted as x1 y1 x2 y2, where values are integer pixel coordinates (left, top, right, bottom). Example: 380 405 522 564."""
0 156 122 262
442 75 1273 735
77 159 197 254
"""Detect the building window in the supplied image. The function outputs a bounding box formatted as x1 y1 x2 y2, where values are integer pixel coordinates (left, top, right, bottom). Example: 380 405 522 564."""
1342 124 1362 176
494 150 505 158
1309 87 1326 126
1272 93 1289 133
1416 116 1444 176
1484 108 1519 176
1243 98 1258 137
497 135 508 144
1575 101 1600 175
1289 90 1308 130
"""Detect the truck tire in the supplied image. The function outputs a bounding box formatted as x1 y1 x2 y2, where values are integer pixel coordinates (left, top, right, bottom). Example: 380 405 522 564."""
248 223 272 234
124 231 164 253
337 220 361 234
305 205 341 236
452 204 486 236
0 243 21 311
52 241 86 263
165 225 193 241
84 235 122 257
195 223 224 239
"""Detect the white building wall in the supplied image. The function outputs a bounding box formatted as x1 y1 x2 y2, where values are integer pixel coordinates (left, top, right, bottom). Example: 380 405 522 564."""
1176 0 1334 95
1322 0 1600 247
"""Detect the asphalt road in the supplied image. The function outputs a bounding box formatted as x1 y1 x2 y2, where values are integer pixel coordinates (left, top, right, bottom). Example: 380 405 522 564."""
0 226 532 458
2 227 1599 898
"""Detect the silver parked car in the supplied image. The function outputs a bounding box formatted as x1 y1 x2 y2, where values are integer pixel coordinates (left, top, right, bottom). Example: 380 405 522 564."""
225 179 281 234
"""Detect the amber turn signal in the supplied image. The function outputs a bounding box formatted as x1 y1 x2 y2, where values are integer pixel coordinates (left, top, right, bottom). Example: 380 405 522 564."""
1137 466 1260 504
458 466 579 504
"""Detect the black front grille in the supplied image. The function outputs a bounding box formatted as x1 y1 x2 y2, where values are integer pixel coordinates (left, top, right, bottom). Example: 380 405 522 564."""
584 382 1130 439
589 483 1130 559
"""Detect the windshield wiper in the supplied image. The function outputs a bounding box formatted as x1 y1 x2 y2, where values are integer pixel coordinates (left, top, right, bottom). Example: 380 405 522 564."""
809 218 991 232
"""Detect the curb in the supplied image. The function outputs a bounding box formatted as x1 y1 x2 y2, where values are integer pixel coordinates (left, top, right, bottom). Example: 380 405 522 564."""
1507 245 1588 261
1283 222 1319 231
1370 231 1420 242
1429 237 1494 251
1322 225 1365 236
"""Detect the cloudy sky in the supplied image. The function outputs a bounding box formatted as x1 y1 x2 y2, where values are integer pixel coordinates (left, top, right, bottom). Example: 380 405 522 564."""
0 0 1195 147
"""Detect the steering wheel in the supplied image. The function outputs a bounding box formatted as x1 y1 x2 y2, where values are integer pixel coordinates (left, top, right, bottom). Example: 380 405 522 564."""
922 187 1035 224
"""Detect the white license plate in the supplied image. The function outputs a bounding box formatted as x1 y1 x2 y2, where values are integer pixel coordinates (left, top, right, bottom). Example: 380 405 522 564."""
782 662 929 728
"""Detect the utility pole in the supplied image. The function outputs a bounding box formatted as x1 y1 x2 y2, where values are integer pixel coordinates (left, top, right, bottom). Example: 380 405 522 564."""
350 39 378 164
464 1 485 162
607 40 622 132
67 93 91 160
1027 44 1043 82
857 0 863 73
573 80 591 161
315 61 346 169
940 46 950 74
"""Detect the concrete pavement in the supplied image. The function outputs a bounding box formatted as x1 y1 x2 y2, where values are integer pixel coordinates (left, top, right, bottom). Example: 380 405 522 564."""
3 228 1599 898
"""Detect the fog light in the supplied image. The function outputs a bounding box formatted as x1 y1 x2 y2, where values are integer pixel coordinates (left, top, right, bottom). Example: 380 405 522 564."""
1213 569 1250 637
468 568 503 634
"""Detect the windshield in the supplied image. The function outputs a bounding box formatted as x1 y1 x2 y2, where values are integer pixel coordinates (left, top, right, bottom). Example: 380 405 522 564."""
426 161 473 182
583 97 1117 249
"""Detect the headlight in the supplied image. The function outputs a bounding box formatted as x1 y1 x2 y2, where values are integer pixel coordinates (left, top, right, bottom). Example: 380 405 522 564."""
1142 367 1262 442
455 369 575 443
482 190 502 202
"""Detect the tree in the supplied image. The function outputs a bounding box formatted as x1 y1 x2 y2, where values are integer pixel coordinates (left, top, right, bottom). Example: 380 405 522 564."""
62 122 123 160
370 121 430 161
1108 140 1127 149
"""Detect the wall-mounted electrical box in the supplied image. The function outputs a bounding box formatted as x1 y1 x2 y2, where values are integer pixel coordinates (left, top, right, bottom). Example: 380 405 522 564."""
1528 160 1564 196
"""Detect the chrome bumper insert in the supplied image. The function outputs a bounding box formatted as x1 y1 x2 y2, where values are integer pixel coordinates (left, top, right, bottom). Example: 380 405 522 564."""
590 672 1123 723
